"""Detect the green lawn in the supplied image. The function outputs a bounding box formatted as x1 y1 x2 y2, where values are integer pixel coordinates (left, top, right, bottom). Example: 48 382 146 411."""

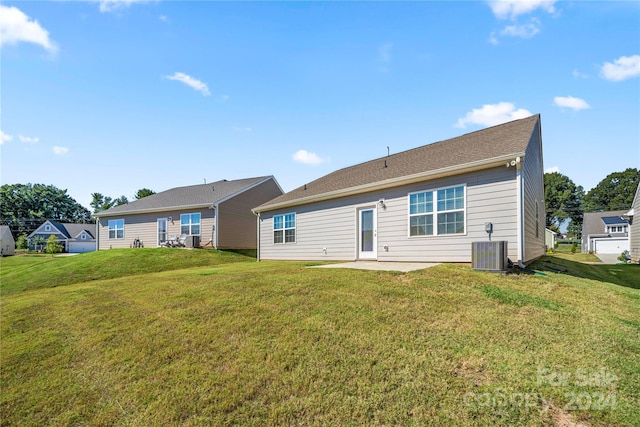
1 251 638 426
0 248 253 295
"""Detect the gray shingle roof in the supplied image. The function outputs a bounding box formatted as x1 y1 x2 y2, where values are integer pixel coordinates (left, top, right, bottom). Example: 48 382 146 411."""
47 221 95 239
256 114 540 212
96 176 272 217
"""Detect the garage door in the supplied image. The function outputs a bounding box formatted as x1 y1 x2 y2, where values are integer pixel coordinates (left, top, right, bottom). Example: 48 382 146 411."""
594 239 629 254
69 242 96 253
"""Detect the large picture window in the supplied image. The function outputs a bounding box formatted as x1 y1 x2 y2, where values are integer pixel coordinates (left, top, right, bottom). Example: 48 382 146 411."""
108 219 124 239
274 213 295 244
409 185 465 236
180 213 201 235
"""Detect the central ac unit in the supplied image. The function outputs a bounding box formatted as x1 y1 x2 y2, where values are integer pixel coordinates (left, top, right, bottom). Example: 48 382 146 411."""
472 241 508 272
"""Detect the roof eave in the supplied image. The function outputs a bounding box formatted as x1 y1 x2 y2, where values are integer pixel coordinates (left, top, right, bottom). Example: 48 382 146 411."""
93 203 214 218
254 152 524 213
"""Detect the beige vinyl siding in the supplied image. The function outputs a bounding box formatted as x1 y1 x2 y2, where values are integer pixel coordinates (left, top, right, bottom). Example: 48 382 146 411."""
259 167 519 262
521 121 546 263
630 189 640 263
217 178 283 249
98 208 215 249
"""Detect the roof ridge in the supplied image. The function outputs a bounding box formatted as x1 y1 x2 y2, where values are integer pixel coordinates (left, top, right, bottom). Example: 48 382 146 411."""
298 114 539 188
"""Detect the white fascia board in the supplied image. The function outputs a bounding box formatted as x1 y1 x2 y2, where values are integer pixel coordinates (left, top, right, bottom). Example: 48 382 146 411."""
94 203 212 218
254 153 525 213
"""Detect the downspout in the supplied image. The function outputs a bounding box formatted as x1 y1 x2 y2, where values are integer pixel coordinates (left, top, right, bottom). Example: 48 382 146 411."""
210 204 218 250
516 161 526 268
95 217 99 251
255 211 261 262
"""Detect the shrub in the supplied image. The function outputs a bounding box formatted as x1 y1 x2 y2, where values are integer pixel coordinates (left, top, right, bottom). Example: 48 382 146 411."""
16 234 29 250
570 243 577 253
45 235 63 256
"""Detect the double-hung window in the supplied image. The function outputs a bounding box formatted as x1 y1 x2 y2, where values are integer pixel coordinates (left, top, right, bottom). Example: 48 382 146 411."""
274 213 295 243
409 191 433 236
409 185 465 236
108 219 124 239
180 213 201 235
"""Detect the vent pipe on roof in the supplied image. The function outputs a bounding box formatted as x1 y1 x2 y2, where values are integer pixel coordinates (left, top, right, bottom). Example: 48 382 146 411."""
384 160 388 168
387 146 390 157
304 184 307 190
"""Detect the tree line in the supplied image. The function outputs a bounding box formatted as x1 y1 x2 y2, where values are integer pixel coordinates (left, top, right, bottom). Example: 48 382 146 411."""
545 168 639 236
0 184 155 237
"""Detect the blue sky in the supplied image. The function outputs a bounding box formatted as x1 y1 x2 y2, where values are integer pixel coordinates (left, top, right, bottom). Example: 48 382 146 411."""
1 0 639 210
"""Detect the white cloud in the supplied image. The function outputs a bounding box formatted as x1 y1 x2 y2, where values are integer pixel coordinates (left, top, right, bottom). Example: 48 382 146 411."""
0 130 13 145
53 146 69 155
18 135 39 143
500 19 540 39
489 32 499 45
292 149 329 165
0 5 57 53
97 0 150 13
545 166 560 174
572 69 588 79
378 42 393 62
487 0 557 20
165 72 210 96
233 126 252 132
553 96 590 111
600 55 640 82
455 102 532 128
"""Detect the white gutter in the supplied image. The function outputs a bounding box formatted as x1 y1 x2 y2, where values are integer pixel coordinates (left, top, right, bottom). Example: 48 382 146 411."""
94 203 215 218
254 153 526 214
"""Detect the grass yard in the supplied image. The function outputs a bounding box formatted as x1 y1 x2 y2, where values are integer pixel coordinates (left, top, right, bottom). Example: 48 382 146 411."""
1 250 639 426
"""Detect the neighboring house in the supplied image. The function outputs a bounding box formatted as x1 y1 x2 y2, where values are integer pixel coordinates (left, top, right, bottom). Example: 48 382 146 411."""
28 221 97 253
0 226 16 256
581 210 630 254
94 176 283 250
545 228 556 251
254 115 546 264
626 184 640 263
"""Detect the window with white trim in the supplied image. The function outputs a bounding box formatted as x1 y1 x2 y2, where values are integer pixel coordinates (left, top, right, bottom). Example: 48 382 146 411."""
108 219 124 239
274 213 296 243
409 191 433 236
409 185 465 236
81 234 86 240
45 225 51 231
180 213 201 235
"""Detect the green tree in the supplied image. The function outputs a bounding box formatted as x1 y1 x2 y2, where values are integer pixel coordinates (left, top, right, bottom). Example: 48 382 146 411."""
16 234 29 250
582 168 639 212
544 172 584 232
90 193 129 213
45 235 63 256
31 235 46 252
134 188 156 200
0 183 91 236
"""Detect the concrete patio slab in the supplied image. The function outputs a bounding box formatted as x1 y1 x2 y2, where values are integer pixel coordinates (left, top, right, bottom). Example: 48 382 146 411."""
309 261 440 272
